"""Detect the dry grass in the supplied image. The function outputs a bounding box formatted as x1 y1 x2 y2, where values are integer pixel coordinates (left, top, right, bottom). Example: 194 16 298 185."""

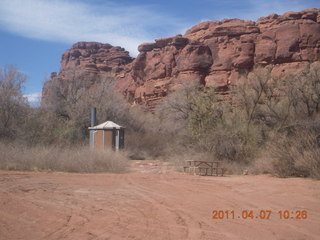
249 156 274 175
125 131 169 160
0 142 129 173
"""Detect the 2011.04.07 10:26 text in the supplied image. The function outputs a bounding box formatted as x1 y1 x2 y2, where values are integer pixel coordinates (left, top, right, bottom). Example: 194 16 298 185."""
211 210 308 220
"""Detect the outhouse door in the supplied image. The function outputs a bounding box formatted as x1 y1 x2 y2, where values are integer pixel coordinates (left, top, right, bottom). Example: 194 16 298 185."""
111 129 124 151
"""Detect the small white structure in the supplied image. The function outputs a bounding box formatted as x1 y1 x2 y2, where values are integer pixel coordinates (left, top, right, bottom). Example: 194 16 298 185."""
88 121 125 151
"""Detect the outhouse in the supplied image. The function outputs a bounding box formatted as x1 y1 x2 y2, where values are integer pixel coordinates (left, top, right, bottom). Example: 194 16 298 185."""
88 121 125 151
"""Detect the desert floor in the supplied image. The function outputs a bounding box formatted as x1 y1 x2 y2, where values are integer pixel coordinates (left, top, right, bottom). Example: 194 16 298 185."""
0 160 319 240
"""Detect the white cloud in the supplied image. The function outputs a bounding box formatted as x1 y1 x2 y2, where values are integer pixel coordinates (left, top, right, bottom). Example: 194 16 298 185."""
204 0 316 21
0 0 187 56
0 0 314 57
24 92 41 105
243 0 314 20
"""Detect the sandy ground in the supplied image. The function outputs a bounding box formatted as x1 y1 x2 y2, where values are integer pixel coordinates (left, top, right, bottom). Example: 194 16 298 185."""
0 160 319 240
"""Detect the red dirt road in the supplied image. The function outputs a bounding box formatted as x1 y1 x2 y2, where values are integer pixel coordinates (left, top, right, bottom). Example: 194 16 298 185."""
0 160 319 240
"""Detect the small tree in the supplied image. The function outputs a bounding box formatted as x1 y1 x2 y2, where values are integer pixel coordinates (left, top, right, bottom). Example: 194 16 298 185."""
0 65 28 139
286 62 320 119
41 69 133 143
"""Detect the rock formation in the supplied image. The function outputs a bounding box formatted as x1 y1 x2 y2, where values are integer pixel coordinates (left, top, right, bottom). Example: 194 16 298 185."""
42 42 133 107
42 8 320 109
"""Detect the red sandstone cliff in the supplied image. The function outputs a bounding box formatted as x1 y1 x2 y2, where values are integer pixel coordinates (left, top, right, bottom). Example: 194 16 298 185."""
42 8 320 108
42 42 133 107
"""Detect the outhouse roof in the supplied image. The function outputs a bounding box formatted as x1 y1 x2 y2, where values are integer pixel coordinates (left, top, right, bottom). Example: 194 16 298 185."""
88 121 124 130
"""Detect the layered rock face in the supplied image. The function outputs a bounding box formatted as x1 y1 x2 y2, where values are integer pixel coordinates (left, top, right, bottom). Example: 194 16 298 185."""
43 8 320 108
42 42 133 106
60 42 133 73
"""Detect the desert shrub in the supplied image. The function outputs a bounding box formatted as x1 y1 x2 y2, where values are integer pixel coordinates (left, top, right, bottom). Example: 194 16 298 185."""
155 82 201 139
236 66 291 132
233 64 320 165
156 83 262 163
125 131 170 159
237 63 320 130
285 62 320 118
0 142 128 173
123 106 177 159
269 129 320 179
157 63 320 179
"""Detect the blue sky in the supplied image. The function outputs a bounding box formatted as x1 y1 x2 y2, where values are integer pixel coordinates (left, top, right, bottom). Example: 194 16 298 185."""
0 0 319 104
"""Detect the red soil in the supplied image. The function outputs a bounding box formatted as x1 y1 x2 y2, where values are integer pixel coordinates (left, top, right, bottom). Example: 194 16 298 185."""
0 160 319 240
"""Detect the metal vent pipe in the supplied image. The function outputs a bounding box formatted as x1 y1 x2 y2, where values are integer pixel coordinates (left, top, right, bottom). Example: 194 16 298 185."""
91 107 97 127
89 107 97 148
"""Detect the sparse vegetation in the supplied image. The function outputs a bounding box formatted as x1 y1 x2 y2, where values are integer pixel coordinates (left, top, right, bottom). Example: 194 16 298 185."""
155 63 320 179
0 142 128 173
269 130 320 179
0 63 319 178
0 65 29 140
